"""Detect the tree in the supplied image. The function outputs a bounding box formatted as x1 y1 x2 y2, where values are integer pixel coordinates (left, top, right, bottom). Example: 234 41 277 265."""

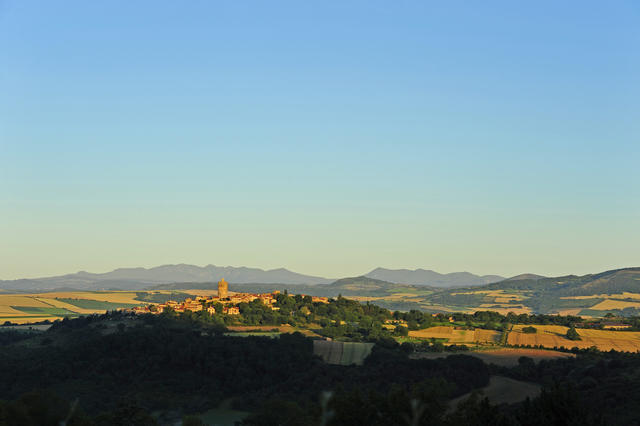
242 399 315 426
182 415 205 426
394 325 409 336
400 342 415 354
566 326 581 341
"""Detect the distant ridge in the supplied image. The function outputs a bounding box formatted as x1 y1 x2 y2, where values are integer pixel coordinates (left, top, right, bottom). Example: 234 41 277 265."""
459 267 640 315
0 264 333 292
365 267 504 288
507 273 546 281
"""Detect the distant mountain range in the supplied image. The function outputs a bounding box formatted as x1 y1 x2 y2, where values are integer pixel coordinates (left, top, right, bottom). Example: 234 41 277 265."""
0 264 509 292
365 268 504 287
0 264 332 292
3 264 638 316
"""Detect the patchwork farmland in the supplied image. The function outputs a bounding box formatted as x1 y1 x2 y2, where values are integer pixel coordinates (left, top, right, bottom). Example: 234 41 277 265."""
405 323 640 353
507 324 640 352
0 292 146 324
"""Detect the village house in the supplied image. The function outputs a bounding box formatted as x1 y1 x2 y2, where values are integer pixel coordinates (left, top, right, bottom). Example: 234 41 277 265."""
223 306 240 315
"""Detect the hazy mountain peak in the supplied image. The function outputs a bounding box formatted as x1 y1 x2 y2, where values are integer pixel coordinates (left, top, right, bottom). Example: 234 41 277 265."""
507 273 546 281
365 268 504 287
0 264 333 292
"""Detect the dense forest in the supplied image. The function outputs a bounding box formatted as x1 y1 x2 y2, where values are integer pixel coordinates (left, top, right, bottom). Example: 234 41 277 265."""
0 312 488 425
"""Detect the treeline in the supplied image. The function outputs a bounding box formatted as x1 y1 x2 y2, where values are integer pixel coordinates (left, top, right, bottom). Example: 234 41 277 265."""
0 330 40 346
390 309 584 331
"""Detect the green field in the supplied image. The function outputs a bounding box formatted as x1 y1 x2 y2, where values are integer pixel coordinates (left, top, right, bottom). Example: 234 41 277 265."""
56 298 139 310
313 340 374 366
341 342 375 365
11 306 79 317
197 407 249 425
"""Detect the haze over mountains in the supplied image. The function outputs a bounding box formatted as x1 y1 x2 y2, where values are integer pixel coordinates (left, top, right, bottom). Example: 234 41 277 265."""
365 267 504 287
0 264 332 292
2 264 639 315
0 264 507 292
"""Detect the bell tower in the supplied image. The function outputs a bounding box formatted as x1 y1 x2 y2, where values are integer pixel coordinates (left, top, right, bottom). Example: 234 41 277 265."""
218 278 228 299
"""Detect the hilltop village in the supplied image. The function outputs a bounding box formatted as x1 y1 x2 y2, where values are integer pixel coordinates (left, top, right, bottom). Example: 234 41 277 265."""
129 278 329 316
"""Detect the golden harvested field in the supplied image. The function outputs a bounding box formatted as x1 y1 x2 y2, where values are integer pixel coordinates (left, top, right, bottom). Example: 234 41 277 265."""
508 325 573 349
590 300 640 310
508 325 640 352
182 289 224 297
2 317 59 325
478 304 531 315
474 329 502 343
42 291 142 304
0 296 52 308
556 309 584 316
409 326 500 344
561 292 640 300
573 329 640 352
0 305 27 315
517 324 568 333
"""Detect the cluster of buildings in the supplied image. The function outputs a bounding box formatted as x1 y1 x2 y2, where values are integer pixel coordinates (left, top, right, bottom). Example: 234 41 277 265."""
128 278 328 317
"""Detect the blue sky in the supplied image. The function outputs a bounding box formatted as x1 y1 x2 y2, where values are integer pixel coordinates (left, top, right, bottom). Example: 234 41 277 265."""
1 1 638 279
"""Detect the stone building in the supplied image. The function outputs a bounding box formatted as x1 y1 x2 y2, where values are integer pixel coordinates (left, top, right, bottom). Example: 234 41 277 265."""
218 278 229 299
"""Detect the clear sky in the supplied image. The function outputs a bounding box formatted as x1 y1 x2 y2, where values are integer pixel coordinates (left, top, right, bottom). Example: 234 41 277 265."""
1 1 638 280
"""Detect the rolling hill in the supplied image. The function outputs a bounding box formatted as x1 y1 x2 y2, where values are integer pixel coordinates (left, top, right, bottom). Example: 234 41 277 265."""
428 267 640 316
216 268 640 316
365 268 504 287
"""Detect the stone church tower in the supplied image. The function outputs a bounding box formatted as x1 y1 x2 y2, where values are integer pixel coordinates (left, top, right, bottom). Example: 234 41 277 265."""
218 278 228 299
